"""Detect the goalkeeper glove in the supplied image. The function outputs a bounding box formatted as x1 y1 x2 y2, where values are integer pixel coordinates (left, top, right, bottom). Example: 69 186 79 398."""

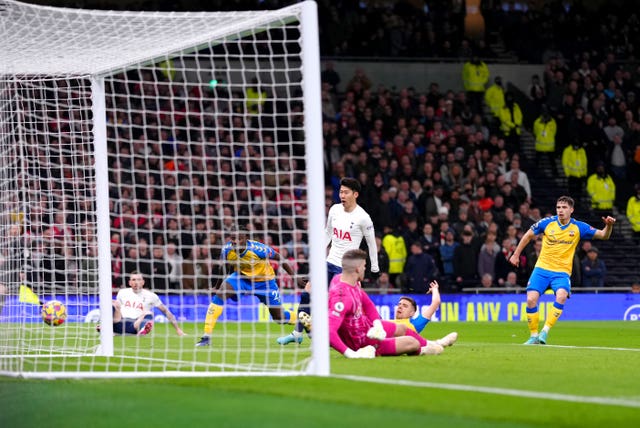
344 345 376 359
366 319 386 340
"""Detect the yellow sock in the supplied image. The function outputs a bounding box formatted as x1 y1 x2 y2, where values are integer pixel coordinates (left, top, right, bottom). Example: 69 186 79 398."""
203 303 224 335
287 310 297 325
526 308 539 335
544 303 564 330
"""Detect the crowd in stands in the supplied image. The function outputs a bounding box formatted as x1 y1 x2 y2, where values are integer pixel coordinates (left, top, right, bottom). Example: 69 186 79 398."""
38 0 640 65
4 0 640 297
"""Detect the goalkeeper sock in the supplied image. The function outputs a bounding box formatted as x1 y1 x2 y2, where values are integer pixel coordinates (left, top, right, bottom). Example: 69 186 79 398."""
543 302 564 331
526 306 539 336
204 298 225 335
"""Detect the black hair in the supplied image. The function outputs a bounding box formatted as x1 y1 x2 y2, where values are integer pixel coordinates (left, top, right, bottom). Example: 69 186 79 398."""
340 177 361 193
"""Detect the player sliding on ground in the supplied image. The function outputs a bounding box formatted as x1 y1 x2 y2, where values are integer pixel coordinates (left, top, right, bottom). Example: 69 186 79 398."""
103 271 185 336
393 280 458 347
509 195 615 345
329 249 444 358
196 226 304 347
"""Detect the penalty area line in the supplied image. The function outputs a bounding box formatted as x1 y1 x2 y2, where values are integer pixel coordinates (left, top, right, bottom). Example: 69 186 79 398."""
333 374 640 409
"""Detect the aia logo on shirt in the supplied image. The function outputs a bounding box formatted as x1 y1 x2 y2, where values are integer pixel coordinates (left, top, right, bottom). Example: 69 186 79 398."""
333 228 352 241
124 300 143 311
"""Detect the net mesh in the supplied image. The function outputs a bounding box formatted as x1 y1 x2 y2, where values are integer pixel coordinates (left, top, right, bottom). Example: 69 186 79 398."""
0 0 321 377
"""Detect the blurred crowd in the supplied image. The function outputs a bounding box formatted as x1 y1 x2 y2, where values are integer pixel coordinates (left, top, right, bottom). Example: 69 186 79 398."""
3 0 640 297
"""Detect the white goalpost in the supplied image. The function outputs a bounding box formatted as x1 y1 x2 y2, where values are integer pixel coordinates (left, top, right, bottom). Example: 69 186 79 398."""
0 0 327 377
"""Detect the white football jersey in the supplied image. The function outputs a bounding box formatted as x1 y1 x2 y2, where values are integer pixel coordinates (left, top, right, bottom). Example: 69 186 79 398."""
116 288 163 319
325 203 379 272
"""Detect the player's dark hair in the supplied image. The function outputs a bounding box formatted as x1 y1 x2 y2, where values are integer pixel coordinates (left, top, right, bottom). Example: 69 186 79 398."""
340 177 361 193
557 195 575 207
399 296 417 312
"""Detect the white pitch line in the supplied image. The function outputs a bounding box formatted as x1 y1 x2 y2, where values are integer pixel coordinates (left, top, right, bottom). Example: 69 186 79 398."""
333 374 640 409
541 344 640 352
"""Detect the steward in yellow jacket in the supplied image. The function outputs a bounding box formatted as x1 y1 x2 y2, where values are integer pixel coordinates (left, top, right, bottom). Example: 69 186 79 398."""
586 163 616 210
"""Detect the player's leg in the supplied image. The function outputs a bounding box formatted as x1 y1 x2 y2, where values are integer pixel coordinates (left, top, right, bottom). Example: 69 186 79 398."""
435 332 458 347
112 300 122 323
261 280 296 325
375 336 422 356
277 263 340 345
523 268 547 344
196 275 238 347
539 276 570 344
105 301 123 334
134 313 154 336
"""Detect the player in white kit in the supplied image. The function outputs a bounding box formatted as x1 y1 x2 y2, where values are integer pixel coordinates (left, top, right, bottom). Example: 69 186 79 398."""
277 177 379 345
104 271 185 336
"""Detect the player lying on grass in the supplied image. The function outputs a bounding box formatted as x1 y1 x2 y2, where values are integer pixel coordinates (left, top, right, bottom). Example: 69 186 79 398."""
329 249 444 358
509 195 615 345
196 226 304 347
101 271 185 336
393 280 458 347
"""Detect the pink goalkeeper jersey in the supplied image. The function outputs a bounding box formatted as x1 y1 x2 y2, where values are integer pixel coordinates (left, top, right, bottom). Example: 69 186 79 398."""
328 274 381 354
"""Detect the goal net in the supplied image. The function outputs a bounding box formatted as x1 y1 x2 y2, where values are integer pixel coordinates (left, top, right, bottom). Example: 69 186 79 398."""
0 0 327 378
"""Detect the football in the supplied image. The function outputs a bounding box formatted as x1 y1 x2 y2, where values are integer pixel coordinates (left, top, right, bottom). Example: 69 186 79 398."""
41 300 67 326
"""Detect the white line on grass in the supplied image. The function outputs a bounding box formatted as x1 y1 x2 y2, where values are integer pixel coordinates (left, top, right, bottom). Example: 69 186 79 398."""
542 344 640 352
333 374 640 409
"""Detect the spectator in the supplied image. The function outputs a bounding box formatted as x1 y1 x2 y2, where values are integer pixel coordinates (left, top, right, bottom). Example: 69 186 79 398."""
533 105 558 176
150 245 170 290
631 281 640 294
562 139 588 203
453 230 479 290
586 162 616 212
480 273 493 288
477 231 500 282
321 60 341 93
626 184 640 243
581 247 606 288
165 241 183 290
484 76 505 119
371 272 393 295
501 158 531 202
503 271 518 288
462 55 489 115
382 226 407 288
438 230 458 289
498 93 523 155
402 242 438 294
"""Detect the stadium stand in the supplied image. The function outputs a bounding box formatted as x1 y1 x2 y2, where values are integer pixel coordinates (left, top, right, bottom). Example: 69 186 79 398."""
15 0 640 293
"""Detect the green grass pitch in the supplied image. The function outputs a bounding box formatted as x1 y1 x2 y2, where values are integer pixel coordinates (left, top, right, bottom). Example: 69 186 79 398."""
1 321 639 427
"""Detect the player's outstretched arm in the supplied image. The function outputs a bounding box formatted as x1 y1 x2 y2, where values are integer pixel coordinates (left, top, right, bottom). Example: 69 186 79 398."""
422 280 441 319
593 216 616 240
159 304 185 336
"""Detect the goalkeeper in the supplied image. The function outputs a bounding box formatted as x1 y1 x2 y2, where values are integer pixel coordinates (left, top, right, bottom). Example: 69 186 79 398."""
329 249 443 358
196 226 304 347
393 280 458 347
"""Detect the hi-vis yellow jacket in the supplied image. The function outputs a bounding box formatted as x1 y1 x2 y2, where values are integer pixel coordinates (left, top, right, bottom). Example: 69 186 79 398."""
627 196 640 232
533 116 557 152
562 146 588 178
